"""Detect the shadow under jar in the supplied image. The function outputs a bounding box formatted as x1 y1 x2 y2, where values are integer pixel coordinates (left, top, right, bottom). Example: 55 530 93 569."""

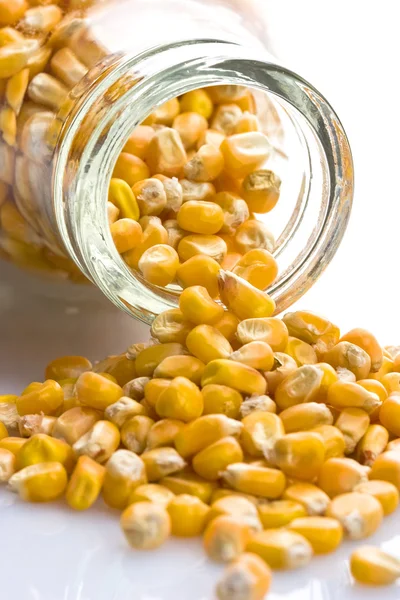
0 0 353 323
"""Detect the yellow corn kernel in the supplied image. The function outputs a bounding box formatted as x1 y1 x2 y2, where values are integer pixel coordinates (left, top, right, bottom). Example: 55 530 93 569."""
108 178 140 220
150 309 192 345
359 380 389 406
19 4 62 31
327 381 381 414
111 218 142 253
325 341 371 380
177 200 224 235
234 112 260 134
129 483 175 506
221 462 286 499
221 252 242 271
102 449 147 509
121 501 171 549
175 414 243 458
16 379 63 416
283 483 329 516
340 328 383 373
179 285 224 324
167 493 209 536
210 103 242 135
172 111 208 149
368 355 394 381
155 376 203 422
241 170 281 214
208 495 262 532
282 310 340 357
144 378 171 408
314 362 338 402
136 343 187 377
147 127 187 177
178 233 227 263
326 491 383 539
45 356 92 381
240 412 284 458
220 131 271 177
202 384 242 419
381 372 400 394
386 438 400 452
161 469 216 503
370 450 400 490
212 311 240 344
216 552 272 600
179 89 213 118
16 433 74 473
176 255 220 298
66 455 105 511
0 26 24 46
317 457 369 497
230 341 274 372
0 421 8 441
0 0 27 26
138 243 179 287
218 270 275 320
310 424 345 459
107 201 119 224
155 355 205 385
192 436 243 481
183 143 224 183
234 220 275 256
208 85 248 104
210 489 258 505
132 177 167 216
105 396 147 427
92 354 137 387
287 516 343 554
0 106 16 146
213 191 249 235
123 125 155 159
18 414 56 438
144 419 184 451
354 480 399 516
73 420 120 464
141 447 186 482
49 46 87 88
355 424 389 466
152 97 180 125
52 406 100 445
257 499 307 529
180 178 216 202
203 514 251 563
272 432 325 481
0 39 39 79
350 546 400 586
0 395 17 404
202 359 267 396
247 528 313 570
274 365 323 411
9 461 68 502
232 249 278 291
120 415 154 454
27 72 68 111
285 336 318 367
186 325 233 363
0 436 26 456
0 447 15 482
335 408 370 454
75 371 124 411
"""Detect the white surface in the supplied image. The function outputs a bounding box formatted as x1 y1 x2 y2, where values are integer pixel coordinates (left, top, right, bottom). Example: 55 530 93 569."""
1 1 400 598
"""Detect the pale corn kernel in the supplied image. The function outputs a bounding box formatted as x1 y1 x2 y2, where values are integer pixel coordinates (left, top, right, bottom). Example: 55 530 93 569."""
283 483 330 516
208 85 248 104
0 39 39 79
16 379 63 416
180 178 216 202
153 175 183 212
282 310 340 357
216 552 272 600
146 127 187 177
315 362 338 402
285 336 318 367
179 285 224 324
121 501 171 549
358 379 389 404
335 408 370 455
26 44 52 80
153 355 205 384
257 499 306 528
172 111 208 149
45 355 92 381
355 424 389 466
20 4 62 32
120 415 154 454
202 359 267 396
75 371 123 411
0 201 38 243
204 514 251 563
186 325 233 363
288 516 343 554
150 309 191 345
354 480 399 516
317 457 369 497
325 341 371 380
163 219 185 248
208 495 262 532
220 132 271 178
50 47 87 88
102 449 147 509
240 411 284 459
66 455 105 511
232 249 278 290
340 328 383 373
234 112 260 134
124 126 155 158
370 450 400 490
211 103 243 135
218 270 275 320
138 243 179 287
111 218 142 253
350 546 400 586
161 469 216 503
272 432 325 481
0 106 16 146
176 255 220 298
145 419 184 451
274 365 323 411
18 414 56 438
0 447 15 482
221 462 286 499
177 200 224 234
230 341 275 372
178 234 227 263
9 461 67 502
241 169 281 214
152 97 180 125
174 414 243 458
27 72 68 111
141 447 186 481
235 219 275 255
310 424 345 459
240 395 276 418
156 376 203 422
0 437 27 456
183 144 224 182
108 178 140 220
107 201 119 224
326 492 383 540
91 354 137 387
196 128 226 150
112 153 150 187
129 483 175 506
327 380 381 414
193 436 243 481
73 420 120 464
124 220 169 269
386 438 400 452
135 343 187 377
368 355 394 381
132 177 167 216
247 528 313 570
237 318 289 352
105 396 146 427
202 384 242 419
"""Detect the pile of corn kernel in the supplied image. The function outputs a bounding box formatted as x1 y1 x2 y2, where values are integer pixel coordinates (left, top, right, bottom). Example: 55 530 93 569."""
3 286 400 597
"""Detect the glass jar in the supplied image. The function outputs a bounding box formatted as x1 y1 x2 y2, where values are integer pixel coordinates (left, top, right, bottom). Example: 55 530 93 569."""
0 0 353 323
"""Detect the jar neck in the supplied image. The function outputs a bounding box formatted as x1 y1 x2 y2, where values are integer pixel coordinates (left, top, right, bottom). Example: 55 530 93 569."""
53 38 353 323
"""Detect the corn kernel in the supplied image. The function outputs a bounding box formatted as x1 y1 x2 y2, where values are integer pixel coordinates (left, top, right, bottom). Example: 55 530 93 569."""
183 143 224 182
335 408 370 454
186 325 233 363
221 462 286 499
211 103 242 135
220 131 269 178
240 411 284 458
45 355 92 381
310 424 345 459
208 495 262 532
283 310 340 357
197 128 226 150
16 433 74 473
0 436 26 456
272 432 325 481
204 514 251 562
325 341 371 380
18 414 56 438
66 455 105 511
161 469 216 503
135 342 187 377
138 243 179 287
218 271 275 320
121 501 171 549
129 483 175 506
73 420 120 464
318 457 369 497
174 414 243 459
150 309 191 344
208 85 248 104
216 552 272 600
152 97 180 125
202 384 242 419
381 372 400 394
240 395 276 418
275 365 323 411
0 447 15 482
155 376 203 422
340 328 383 373
234 112 260 134
327 381 381 414
75 371 123 411
285 336 318 367
247 528 313 570
52 406 99 445
192 436 243 481
326 492 383 539
104 397 146 428
180 178 216 202
120 415 154 454
111 218 142 253
230 341 274 372
179 89 213 119
178 234 227 263
102 449 147 509
232 249 278 291
257 499 306 528
213 191 249 235
16 379 63 416
176 255 220 298
179 285 224 324
368 355 394 381
370 450 400 490
287 516 343 554
202 359 267 396
315 362 338 402
354 480 399 515
112 153 150 187
108 178 140 220
241 169 281 214
283 483 329 515
167 493 210 536
177 200 224 234
350 546 400 585
355 424 389 466
0 39 39 79
172 111 208 149
141 447 186 482
146 127 187 177
9 461 67 502
279 402 333 433
212 311 240 344
0 421 8 441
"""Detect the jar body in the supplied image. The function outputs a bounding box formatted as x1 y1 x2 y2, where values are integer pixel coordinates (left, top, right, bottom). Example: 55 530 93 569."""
0 0 353 320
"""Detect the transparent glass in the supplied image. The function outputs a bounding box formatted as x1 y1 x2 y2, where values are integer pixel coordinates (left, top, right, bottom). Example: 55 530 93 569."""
0 0 353 323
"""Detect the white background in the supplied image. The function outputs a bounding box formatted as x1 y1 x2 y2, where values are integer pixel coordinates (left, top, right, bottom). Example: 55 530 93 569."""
1 1 400 598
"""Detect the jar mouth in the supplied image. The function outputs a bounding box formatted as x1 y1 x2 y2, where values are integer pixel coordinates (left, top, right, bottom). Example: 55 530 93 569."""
53 38 353 323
